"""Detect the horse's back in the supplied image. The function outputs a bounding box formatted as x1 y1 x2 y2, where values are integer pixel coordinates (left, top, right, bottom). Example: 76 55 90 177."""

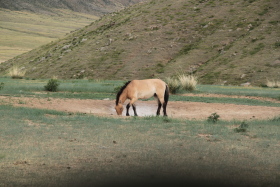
128 79 166 99
131 79 166 89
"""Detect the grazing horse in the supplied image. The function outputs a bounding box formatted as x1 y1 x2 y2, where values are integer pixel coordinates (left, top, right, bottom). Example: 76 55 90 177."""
115 79 169 116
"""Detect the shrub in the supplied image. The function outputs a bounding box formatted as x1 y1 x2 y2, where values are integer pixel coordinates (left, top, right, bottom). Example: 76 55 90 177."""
44 79 60 92
8 65 26 79
234 122 249 133
165 77 181 94
207 113 220 123
0 82 4 90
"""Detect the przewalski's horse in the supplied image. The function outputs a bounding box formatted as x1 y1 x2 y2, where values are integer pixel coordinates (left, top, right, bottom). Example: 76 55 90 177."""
115 79 169 116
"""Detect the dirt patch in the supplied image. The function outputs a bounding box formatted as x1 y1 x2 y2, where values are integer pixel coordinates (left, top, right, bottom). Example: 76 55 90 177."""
1 96 279 120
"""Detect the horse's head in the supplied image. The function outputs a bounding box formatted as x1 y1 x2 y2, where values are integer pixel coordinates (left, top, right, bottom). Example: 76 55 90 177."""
115 103 123 115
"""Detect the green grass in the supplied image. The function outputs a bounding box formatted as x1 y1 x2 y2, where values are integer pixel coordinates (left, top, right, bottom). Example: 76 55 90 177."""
195 85 280 99
0 105 279 186
171 95 280 107
0 78 280 186
0 78 279 106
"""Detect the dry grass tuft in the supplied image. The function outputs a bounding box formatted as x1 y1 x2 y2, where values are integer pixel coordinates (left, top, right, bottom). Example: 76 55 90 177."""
178 74 198 91
8 65 26 79
266 79 280 88
166 74 198 94
165 77 181 94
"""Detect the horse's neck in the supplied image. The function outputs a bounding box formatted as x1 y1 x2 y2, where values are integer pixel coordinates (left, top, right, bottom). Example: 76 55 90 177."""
119 91 128 104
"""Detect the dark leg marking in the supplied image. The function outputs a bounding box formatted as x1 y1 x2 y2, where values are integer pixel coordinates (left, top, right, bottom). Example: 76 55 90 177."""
126 103 130 116
163 102 167 116
132 104 138 116
156 99 162 116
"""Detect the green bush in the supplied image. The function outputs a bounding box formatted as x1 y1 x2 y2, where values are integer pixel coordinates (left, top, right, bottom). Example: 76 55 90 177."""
234 122 249 133
207 113 220 123
44 79 60 92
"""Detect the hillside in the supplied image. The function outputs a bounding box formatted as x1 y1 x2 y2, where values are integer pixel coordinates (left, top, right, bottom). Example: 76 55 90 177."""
0 0 144 15
0 0 143 62
0 0 279 85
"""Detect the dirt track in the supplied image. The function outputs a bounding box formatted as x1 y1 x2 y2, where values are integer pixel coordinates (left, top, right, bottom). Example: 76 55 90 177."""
2 95 280 120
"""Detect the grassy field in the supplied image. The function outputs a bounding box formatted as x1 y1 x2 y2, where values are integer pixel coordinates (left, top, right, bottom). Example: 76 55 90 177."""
0 8 98 62
0 77 279 104
0 105 280 186
0 78 280 186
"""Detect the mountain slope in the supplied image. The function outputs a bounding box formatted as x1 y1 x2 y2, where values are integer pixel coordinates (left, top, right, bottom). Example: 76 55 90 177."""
0 0 279 85
0 0 144 62
0 0 144 15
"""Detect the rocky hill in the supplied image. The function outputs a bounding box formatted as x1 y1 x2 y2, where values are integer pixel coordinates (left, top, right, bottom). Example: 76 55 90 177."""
1 0 279 85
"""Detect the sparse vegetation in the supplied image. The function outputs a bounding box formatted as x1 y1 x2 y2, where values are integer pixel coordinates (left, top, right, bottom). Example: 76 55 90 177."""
249 43 265 55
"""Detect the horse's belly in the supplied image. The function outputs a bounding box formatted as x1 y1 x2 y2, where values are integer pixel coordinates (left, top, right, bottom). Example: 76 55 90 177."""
138 92 154 99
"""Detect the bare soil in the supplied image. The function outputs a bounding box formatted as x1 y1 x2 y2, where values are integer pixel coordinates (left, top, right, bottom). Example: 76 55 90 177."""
2 95 280 120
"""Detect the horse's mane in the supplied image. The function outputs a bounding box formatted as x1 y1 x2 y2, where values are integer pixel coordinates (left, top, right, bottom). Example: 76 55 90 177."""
116 81 131 105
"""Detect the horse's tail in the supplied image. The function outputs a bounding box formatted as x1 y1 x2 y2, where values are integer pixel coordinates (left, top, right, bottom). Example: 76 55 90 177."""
164 85 169 104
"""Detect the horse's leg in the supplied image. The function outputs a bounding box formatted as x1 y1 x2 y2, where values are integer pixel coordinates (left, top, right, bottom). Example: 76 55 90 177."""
126 103 130 116
130 98 138 116
156 99 162 116
158 96 167 116
163 102 168 116
132 104 138 116
128 98 138 116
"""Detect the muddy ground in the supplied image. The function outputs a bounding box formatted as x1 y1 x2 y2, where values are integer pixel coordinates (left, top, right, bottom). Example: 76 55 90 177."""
1 94 280 120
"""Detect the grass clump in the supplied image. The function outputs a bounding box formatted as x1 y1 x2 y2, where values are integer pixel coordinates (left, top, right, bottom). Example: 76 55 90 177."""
165 77 181 94
165 74 198 94
266 79 280 88
44 79 60 92
178 74 198 91
7 65 26 79
234 121 249 133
